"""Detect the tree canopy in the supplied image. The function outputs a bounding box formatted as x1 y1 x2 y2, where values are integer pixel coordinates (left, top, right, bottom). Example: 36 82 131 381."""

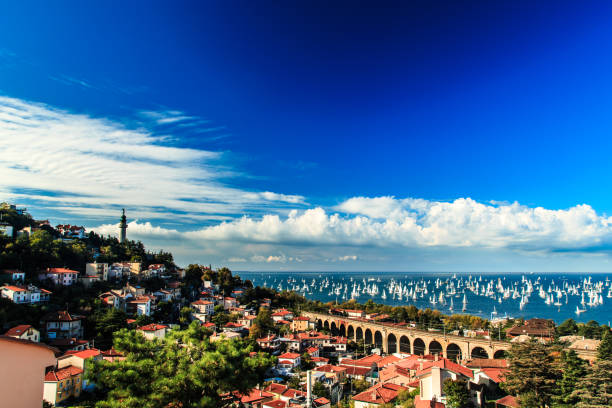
87 322 276 408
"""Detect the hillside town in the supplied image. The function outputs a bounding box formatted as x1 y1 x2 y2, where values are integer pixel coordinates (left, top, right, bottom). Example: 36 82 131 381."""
1 203 611 408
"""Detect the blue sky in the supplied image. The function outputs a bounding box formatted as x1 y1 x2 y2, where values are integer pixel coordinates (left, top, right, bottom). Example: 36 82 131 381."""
2 1 612 271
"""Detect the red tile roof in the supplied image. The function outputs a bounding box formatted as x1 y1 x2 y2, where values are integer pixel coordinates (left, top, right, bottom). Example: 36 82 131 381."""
416 358 473 379
234 388 273 403
44 365 83 382
63 348 101 359
42 310 83 322
2 285 26 292
45 268 79 274
4 324 33 337
278 352 301 359
495 395 520 407
138 324 168 331
353 382 407 404
479 368 508 383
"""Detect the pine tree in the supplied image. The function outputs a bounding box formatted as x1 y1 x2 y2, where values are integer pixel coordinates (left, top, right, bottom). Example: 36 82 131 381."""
596 331 612 361
87 322 276 407
502 340 561 408
553 349 587 407
572 359 612 407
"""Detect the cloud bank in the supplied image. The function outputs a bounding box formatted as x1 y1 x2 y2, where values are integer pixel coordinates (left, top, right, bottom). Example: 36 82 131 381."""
0 96 303 221
91 197 612 266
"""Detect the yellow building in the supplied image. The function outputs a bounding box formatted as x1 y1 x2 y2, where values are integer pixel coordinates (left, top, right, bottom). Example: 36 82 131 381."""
291 316 313 332
43 365 83 406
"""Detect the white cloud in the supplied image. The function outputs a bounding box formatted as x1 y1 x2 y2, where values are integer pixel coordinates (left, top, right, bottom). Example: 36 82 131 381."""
338 255 358 261
0 96 305 221
90 197 612 267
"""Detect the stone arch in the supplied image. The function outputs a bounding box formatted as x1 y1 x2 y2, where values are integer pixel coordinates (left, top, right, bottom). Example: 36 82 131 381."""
493 349 507 359
413 338 426 355
316 319 322 329
374 331 384 349
471 346 490 359
399 335 411 353
364 328 373 344
429 340 443 356
446 343 462 361
356 327 363 341
387 333 397 354
323 320 330 331
347 325 355 339
330 321 338 335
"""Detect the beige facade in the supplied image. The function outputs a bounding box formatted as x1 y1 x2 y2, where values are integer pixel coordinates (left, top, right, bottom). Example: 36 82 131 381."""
0 336 58 408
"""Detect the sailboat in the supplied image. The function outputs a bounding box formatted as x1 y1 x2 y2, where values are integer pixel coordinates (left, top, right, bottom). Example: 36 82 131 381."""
462 294 467 312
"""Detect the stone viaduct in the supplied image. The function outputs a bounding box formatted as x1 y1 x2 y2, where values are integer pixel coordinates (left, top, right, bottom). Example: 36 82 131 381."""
303 311 509 360
303 311 599 362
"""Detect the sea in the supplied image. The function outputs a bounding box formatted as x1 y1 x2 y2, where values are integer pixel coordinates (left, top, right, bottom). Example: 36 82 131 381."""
238 271 612 325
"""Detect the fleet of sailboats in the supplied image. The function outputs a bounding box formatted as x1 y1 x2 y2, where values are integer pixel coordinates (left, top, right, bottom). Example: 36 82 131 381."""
256 273 611 320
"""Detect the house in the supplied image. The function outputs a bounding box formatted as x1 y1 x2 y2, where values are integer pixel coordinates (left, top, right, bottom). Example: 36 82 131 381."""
109 262 141 279
58 348 103 391
343 309 365 319
153 288 174 302
415 357 473 405
138 324 168 340
55 224 86 239
191 299 215 322
313 364 347 382
234 388 274 408
1 284 51 304
506 318 555 340
353 382 408 408
49 338 90 353
238 315 257 328
43 365 84 406
290 316 313 332
42 311 84 340
202 322 216 332
101 348 125 363
223 297 238 310
277 352 301 372
5 324 40 342
85 262 109 280
271 309 293 322
210 331 242 341
39 268 79 286
223 322 245 333
127 295 153 316
306 346 320 358
312 356 330 366
0 269 25 283
257 334 281 351
147 263 166 277
0 336 59 408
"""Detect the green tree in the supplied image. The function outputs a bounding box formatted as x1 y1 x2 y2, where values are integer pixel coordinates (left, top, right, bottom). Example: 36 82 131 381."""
553 349 587 407
556 319 578 336
443 379 472 408
312 381 330 400
88 322 275 408
597 331 612 360
503 340 561 408
572 359 612 407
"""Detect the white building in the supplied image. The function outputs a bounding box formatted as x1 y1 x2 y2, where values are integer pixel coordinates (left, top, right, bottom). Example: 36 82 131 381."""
38 268 79 286
1 285 51 304
138 324 168 340
4 325 40 342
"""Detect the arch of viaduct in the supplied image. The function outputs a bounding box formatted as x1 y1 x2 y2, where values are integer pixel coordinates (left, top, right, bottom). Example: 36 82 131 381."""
303 312 598 362
303 312 509 361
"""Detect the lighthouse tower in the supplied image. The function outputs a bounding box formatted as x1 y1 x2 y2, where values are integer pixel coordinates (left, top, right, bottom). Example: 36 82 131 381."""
119 209 128 243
